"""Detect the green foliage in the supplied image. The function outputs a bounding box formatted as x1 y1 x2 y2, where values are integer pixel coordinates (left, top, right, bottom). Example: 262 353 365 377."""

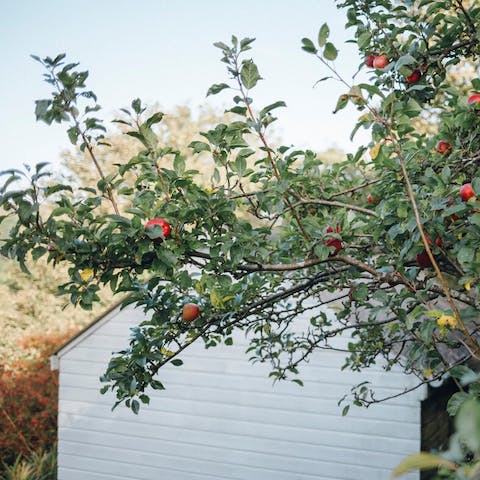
394 398 480 479
1 446 57 480
2 0 480 418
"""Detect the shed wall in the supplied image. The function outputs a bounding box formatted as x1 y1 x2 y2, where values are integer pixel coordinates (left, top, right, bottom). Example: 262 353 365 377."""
57 305 422 480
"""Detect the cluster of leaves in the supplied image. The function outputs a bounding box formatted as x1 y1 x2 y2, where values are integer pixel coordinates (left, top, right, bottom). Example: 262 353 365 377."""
0 330 76 466
1 0 480 434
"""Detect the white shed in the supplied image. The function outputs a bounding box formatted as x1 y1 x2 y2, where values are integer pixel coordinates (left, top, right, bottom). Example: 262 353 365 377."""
51 302 426 480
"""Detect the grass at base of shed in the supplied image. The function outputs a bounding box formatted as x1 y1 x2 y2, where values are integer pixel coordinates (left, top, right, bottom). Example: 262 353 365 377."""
0 445 57 480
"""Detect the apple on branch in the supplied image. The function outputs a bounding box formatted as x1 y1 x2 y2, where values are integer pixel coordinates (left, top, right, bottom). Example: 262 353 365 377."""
364 54 375 67
460 183 476 202
468 93 480 105
405 70 421 84
435 141 451 155
182 303 200 322
373 54 389 69
324 225 343 255
145 218 172 240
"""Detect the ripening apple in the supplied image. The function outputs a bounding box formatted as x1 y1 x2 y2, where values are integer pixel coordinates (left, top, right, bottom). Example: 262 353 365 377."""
468 93 480 105
365 54 375 67
324 225 342 254
435 141 451 155
460 183 476 202
373 54 389 69
182 303 200 322
416 250 432 268
145 218 172 239
406 71 421 84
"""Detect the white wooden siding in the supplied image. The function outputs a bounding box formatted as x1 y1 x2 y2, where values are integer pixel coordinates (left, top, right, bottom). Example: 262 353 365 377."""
57 305 422 480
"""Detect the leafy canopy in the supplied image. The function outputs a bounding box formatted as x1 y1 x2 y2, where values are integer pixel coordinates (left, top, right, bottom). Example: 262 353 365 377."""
2 2 480 434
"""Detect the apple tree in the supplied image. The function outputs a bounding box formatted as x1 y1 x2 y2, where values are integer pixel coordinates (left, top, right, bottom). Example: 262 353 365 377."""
2 0 480 439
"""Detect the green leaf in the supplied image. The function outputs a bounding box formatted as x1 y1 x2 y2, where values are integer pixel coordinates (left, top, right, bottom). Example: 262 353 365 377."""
260 101 286 118
189 141 211 153
240 60 260 89
34 99 52 123
131 399 139 414
173 155 185 175
67 126 80 145
392 453 456 477
395 54 416 69
171 359 183 366
240 37 256 51
207 83 230 97
99 385 109 395
144 111 164 128
323 42 338 61
301 38 317 54
358 31 371 49
333 94 349 113
447 392 471 416
455 398 480 452
318 23 329 47
131 98 143 114
213 41 229 51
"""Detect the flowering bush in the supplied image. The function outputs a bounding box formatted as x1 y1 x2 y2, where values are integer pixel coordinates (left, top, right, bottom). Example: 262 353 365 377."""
0 330 76 466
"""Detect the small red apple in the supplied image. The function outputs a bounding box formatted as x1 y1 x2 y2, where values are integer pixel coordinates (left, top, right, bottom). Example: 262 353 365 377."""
367 194 378 205
468 93 480 105
406 71 421 84
435 236 443 247
373 54 389 69
324 238 342 254
324 225 342 254
435 141 451 155
326 225 342 234
182 303 200 322
460 183 476 202
365 54 375 67
416 250 432 268
145 218 171 239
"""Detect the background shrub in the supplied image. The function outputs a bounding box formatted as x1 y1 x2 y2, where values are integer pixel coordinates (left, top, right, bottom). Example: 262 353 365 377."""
0 330 77 466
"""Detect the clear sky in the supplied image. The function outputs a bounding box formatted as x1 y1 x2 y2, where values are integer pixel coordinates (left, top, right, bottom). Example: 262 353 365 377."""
1 0 370 172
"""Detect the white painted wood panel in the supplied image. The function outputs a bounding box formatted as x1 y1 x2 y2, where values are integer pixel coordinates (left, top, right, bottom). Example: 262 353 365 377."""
56 304 422 480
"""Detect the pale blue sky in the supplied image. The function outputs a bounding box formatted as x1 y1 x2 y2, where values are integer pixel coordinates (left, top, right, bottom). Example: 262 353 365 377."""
1 0 370 172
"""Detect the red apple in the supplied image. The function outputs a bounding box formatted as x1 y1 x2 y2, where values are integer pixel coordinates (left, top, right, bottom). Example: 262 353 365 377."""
373 54 389 69
460 183 476 202
416 250 432 268
182 303 200 322
435 141 451 155
435 236 443 247
324 238 342 254
406 71 421 84
326 225 342 234
468 93 480 105
367 194 378 205
365 54 375 67
324 225 342 254
145 218 171 239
